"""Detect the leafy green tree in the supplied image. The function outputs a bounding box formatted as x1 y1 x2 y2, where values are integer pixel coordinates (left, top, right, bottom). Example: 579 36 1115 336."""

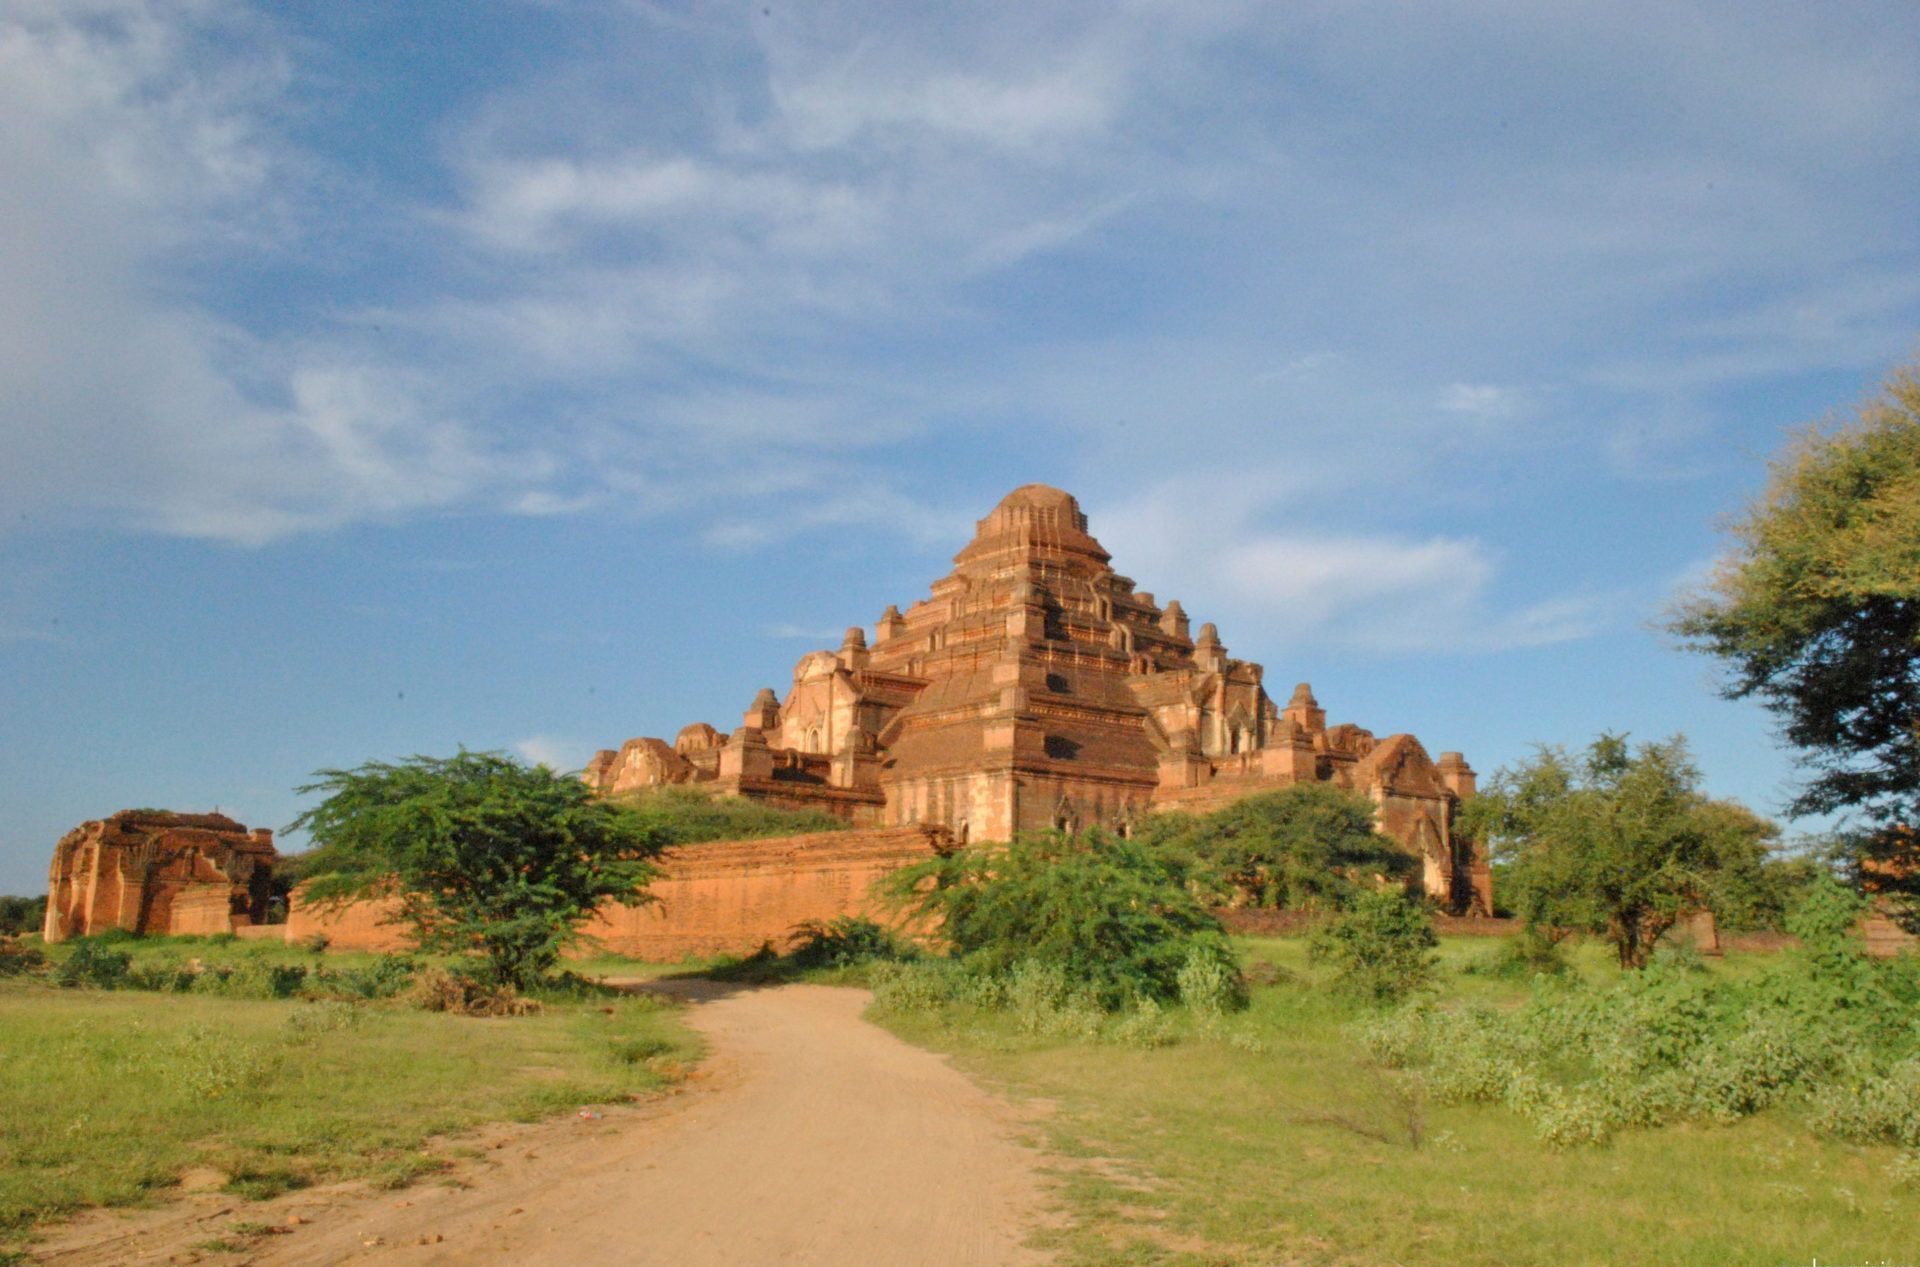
882 828 1235 1008
1670 362 1920 919
0 895 46 937
1306 888 1438 1003
291 751 664 989
1461 734 1777 968
1139 785 1416 909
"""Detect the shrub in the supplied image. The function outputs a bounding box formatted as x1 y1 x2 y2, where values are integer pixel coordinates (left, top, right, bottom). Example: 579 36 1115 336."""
408 966 540 1017
311 955 418 1000
1176 938 1249 1018
54 940 132 989
1461 926 1569 979
883 828 1237 1009
1141 785 1417 909
1308 889 1438 1003
0 940 45 977
1360 896 1920 1148
787 916 916 968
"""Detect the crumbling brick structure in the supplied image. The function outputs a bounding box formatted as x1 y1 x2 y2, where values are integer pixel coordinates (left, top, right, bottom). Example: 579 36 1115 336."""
43 811 277 941
587 485 1492 913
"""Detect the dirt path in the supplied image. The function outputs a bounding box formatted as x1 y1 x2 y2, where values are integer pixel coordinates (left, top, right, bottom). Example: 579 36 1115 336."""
33 983 1050 1267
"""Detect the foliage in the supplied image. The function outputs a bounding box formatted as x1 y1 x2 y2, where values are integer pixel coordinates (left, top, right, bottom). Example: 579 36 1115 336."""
54 941 132 989
786 916 918 969
0 896 45 938
1670 362 1920 923
1176 941 1250 1017
1137 785 1415 909
1462 734 1778 967
0 942 44 978
291 751 665 989
407 965 541 1017
1461 924 1570 979
1359 880 1920 1149
882 828 1238 1009
609 786 847 843
1307 889 1439 1003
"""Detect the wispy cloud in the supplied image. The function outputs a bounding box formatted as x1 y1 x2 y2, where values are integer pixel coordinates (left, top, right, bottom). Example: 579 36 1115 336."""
512 734 592 772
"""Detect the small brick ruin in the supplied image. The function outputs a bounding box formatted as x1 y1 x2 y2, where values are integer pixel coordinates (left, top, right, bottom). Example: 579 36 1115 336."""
43 810 277 942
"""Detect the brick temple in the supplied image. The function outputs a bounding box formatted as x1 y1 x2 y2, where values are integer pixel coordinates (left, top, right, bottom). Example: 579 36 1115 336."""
588 485 1491 913
43 810 277 941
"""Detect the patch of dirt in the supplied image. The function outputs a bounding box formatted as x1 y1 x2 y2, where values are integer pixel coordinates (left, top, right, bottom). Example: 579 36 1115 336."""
29 983 1050 1266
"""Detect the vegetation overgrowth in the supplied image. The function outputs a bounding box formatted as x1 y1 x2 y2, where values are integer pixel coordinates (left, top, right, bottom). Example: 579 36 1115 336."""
872 924 1920 1267
881 828 1242 1010
1464 733 1786 967
606 785 849 842
1139 785 1416 909
0 946 696 1249
1671 357 1920 925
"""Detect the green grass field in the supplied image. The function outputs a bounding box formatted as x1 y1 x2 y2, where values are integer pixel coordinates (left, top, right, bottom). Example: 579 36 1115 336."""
0 959 696 1246
875 935 1920 1267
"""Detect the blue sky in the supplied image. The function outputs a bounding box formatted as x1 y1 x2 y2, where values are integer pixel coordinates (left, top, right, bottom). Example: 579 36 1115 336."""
3 0 1919 892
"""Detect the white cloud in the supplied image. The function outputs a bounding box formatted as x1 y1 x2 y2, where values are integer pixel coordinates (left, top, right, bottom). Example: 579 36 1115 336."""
1094 474 1611 656
1437 382 1529 421
0 2 533 544
763 622 843 642
512 734 592 772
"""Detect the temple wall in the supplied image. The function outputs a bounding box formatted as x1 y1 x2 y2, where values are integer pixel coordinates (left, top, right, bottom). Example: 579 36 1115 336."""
279 825 949 961
281 892 412 952
587 825 946 959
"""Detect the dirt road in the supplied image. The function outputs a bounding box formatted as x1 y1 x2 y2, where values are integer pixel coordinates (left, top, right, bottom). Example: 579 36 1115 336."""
35 983 1050 1267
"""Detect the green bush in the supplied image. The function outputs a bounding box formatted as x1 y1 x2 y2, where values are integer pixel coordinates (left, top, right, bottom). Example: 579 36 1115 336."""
883 828 1238 1009
1358 885 1920 1148
54 941 132 989
0 941 45 977
1176 939 1249 1017
310 955 417 1000
787 916 917 968
612 786 847 843
1461 926 1569 979
1308 889 1438 1004
1137 785 1416 909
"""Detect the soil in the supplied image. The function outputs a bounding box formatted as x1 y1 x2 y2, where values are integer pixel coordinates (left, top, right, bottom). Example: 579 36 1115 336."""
31 982 1050 1267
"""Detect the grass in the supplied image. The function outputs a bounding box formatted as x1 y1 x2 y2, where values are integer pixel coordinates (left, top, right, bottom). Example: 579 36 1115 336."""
0 972 697 1246
872 934 1920 1267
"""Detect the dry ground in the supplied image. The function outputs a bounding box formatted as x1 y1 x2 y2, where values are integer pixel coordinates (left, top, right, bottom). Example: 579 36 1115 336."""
31 983 1050 1267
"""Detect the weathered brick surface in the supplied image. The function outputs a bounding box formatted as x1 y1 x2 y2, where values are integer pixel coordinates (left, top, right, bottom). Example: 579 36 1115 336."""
583 485 1491 913
278 825 949 961
43 811 275 941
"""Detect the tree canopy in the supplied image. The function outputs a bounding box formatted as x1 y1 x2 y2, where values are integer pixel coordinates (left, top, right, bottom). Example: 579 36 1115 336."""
1135 785 1416 910
1460 734 1777 968
291 751 665 988
1670 362 1920 903
881 828 1233 1008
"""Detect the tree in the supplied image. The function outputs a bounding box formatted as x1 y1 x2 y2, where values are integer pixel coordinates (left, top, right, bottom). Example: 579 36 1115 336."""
1306 888 1439 1003
291 751 664 989
882 828 1235 1008
1138 785 1417 909
1670 362 1920 916
1461 734 1776 968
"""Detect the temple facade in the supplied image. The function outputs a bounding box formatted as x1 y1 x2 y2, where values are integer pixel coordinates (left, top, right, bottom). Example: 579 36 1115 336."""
587 485 1491 913
43 810 278 941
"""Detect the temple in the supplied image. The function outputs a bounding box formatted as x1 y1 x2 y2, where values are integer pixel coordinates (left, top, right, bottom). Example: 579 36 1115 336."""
587 485 1491 913
43 810 278 941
